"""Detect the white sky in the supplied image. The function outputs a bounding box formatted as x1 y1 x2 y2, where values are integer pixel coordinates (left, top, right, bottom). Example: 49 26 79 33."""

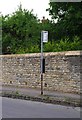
0 0 51 20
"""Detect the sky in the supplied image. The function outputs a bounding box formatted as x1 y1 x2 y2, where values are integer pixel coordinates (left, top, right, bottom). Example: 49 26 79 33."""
0 0 51 20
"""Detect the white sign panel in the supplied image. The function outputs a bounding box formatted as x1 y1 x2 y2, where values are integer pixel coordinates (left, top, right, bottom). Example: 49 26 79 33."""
42 31 48 43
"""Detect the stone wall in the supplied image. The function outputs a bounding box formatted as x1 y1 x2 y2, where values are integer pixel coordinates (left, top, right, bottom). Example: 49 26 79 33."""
0 51 82 94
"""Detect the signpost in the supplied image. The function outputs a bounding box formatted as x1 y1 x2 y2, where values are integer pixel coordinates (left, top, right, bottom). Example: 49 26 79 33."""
42 31 48 43
41 31 48 95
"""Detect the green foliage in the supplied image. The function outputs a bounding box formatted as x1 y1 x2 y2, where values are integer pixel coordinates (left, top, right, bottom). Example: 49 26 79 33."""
44 36 82 52
29 45 40 53
70 36 81 50
44 42 55 52
2 3 82 54
15 47 26 54
47 2 82 40
2 4 41 54
0 16 2 27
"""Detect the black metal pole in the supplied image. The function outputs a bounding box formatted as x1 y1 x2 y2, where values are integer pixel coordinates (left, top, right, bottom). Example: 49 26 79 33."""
41 73 43 95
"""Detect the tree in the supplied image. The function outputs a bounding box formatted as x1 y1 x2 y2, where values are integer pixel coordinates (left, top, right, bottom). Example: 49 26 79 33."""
0 15 2 54
2 4 41 54
47 2 82 40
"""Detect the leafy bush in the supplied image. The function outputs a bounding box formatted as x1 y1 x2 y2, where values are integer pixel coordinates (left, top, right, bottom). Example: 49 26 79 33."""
44 36 82 52
28 45 40 53
44 41 55 52
16 47 25 54
70 36 81 50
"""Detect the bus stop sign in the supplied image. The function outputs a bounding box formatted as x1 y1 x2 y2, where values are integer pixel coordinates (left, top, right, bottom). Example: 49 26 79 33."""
42 31 48 43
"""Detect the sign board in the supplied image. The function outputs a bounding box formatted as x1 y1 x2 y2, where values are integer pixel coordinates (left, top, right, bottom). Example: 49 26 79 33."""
42 31 48 43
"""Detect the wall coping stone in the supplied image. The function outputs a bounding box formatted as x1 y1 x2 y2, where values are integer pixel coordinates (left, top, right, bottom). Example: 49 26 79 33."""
0 51 82 58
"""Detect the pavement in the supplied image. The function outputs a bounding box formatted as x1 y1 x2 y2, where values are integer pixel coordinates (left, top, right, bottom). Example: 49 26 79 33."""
1 85 81 107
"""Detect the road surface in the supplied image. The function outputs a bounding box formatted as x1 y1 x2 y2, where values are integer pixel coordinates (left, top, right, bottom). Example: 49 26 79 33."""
2 97 80 118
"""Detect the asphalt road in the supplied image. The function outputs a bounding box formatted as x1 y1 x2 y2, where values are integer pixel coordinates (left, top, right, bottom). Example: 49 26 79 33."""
2 97 80 118
0 97 2 119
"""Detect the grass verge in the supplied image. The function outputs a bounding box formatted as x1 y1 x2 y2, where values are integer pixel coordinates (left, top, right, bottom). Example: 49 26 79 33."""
0 91 81 107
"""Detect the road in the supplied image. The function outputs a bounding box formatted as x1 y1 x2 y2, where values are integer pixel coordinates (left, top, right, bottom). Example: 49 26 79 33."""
2 97 80 118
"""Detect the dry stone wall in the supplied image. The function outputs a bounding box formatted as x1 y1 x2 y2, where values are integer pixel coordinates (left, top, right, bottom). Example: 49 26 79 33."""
0 51 82 94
